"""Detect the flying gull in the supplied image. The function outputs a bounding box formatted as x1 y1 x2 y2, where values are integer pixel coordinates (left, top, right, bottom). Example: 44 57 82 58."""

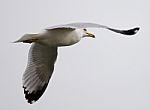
14 22 140 104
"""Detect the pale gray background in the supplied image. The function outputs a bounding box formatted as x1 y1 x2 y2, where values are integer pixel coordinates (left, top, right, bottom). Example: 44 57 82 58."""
0 0 149 110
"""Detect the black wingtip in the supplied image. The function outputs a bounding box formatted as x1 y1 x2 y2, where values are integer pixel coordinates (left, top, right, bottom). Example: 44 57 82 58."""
23 84 48 104
126 27 140 35
107 27 140 35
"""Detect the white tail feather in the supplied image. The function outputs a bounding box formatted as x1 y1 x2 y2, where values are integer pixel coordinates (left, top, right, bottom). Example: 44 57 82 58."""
13 34 38 43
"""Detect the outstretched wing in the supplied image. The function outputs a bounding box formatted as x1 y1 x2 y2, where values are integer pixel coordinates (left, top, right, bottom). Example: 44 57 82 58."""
46 22 140 35
22 43 57 104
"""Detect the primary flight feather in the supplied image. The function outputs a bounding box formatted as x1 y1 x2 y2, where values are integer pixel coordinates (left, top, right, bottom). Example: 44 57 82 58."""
14 22 140 104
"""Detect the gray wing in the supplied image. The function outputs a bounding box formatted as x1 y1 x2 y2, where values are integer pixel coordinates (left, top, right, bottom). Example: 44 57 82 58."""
46 22 140 35
46 22 106 30
66 22 108 28
22 43 57 104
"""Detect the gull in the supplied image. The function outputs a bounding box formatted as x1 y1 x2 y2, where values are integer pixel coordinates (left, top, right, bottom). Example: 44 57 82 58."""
14 22 140 104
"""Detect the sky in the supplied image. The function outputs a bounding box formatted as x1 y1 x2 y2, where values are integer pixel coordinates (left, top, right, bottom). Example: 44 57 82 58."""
0 0 150 110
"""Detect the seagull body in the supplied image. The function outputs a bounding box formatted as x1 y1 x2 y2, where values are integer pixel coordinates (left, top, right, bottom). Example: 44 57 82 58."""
39 28 84 46
14 22 140 104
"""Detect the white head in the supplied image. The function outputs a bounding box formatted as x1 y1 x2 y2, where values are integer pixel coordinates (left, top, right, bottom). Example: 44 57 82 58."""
82 28 95 38
76 28 95 39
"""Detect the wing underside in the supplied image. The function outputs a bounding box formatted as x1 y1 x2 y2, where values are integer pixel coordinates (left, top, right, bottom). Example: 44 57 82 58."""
22 43 57 104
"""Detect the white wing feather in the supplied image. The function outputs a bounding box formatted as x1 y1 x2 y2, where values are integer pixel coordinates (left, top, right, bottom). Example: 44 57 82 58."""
22 43 57 104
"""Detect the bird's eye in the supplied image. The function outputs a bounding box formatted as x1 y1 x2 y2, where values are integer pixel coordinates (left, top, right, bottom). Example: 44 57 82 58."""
83 28 87 31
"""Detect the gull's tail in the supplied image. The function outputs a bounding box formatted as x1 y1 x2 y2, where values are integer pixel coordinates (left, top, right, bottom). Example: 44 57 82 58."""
13 34 38 43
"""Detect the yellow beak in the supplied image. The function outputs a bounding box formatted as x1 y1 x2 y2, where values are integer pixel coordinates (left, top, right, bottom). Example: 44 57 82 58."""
86 32 95 38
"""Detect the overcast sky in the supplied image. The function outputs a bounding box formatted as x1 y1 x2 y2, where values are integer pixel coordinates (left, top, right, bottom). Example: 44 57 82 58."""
1 0 149 110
